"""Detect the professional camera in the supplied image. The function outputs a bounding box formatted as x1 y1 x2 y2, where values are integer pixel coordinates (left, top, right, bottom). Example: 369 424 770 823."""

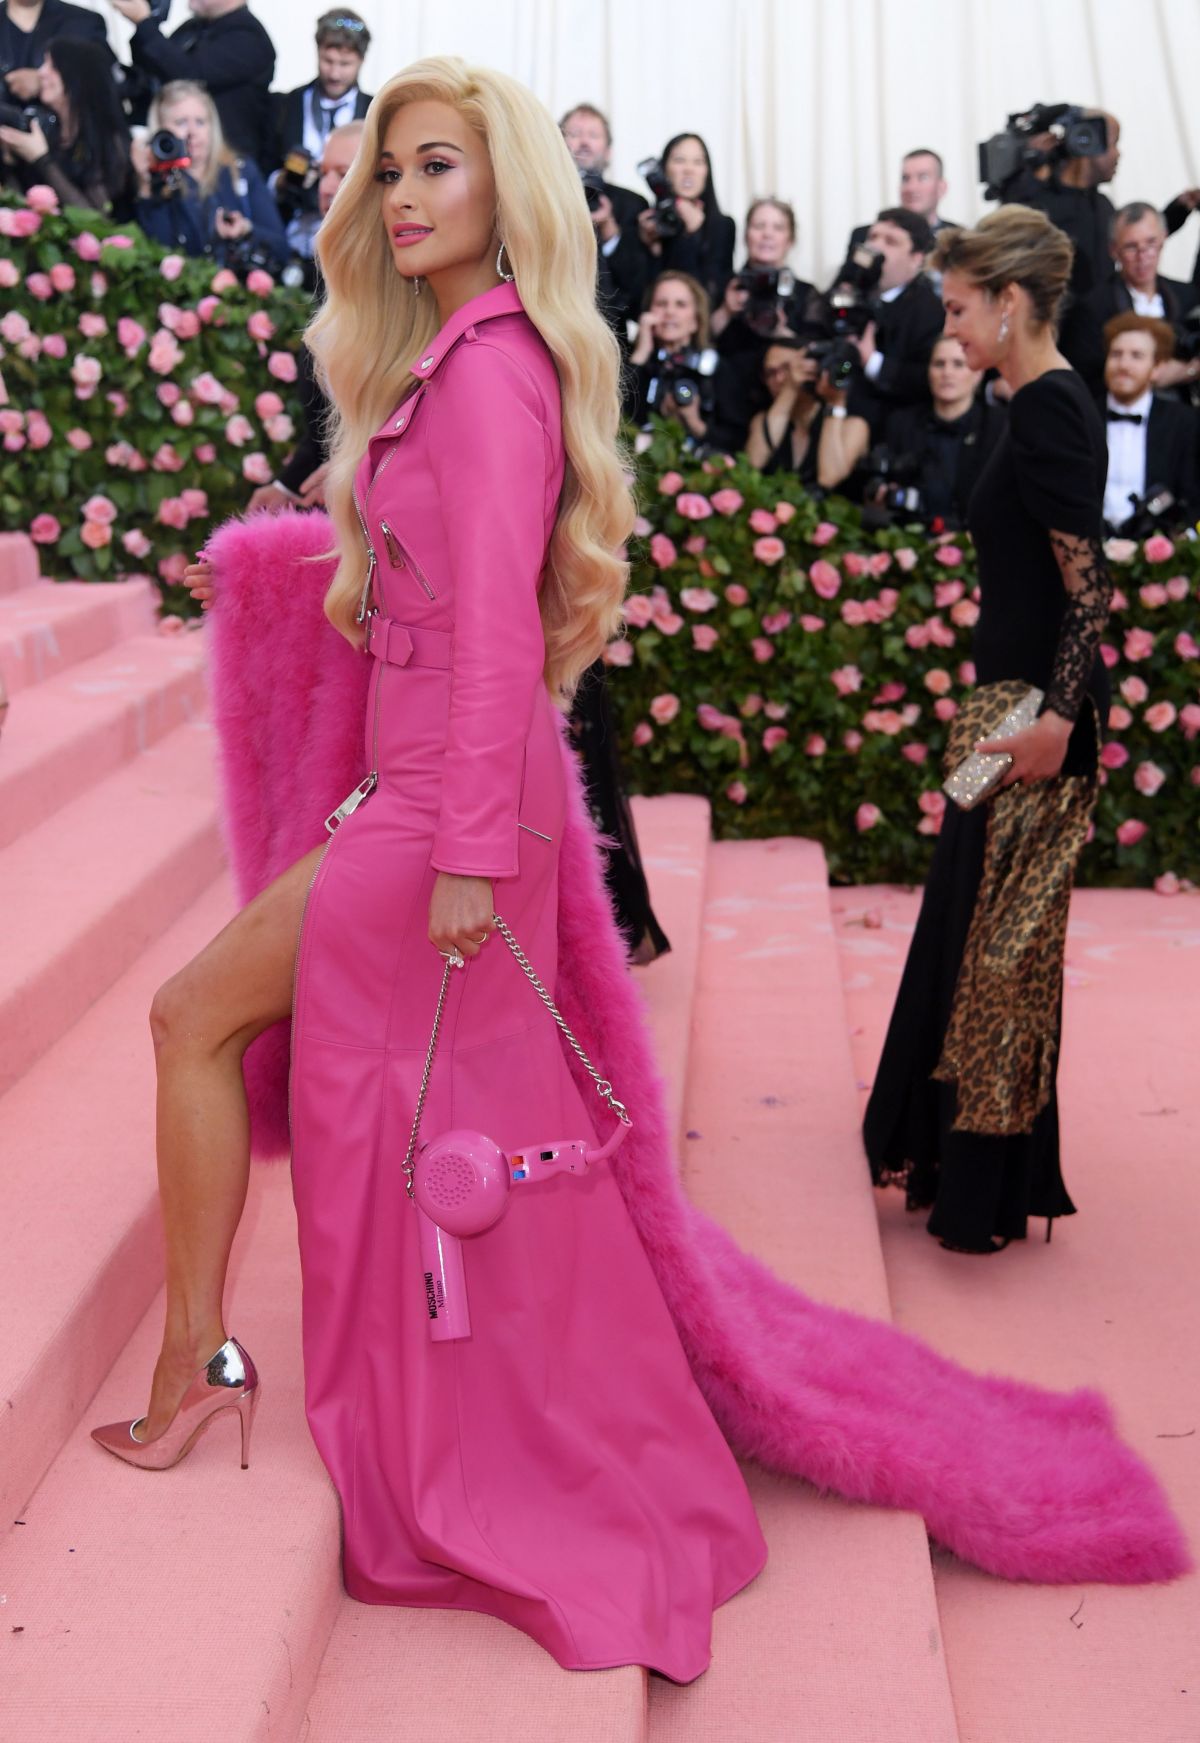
0 100 31 131
1174 302 1200 366
637 157 684 241
1112 483 1184 539
275 144 320 221
825 243 884 339
578 164 605 214
643 345 718 414
148 128 191 200
219 235 280 283
862 445 926 523
733 266 796 337
978 104 1108 201
803 337 860 392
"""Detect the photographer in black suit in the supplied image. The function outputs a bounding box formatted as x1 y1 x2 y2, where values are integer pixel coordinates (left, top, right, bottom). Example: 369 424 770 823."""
843 208 944 438
1101 313 1197 534
270 9 371 176
868 335 1006 530
847 149 959 252
620 132 735 313
1083 204 1200 400
2 0 109 102
560 102 647 346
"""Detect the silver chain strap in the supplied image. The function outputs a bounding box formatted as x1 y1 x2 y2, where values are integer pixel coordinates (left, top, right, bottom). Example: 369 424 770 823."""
401 913 631 1199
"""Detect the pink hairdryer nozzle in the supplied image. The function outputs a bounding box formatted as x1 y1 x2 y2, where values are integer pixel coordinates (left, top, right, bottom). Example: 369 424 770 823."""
417 1207 471 1341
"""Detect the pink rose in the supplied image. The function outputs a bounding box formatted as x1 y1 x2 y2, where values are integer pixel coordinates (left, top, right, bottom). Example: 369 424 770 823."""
933 698 958 722
225 414 255 447
724 582 749 606
657 470 684 495
649 533 677 570
740 695 763 718
774 501 796 525
841 599 868 626
843 551 869 579
1133 761 1166 797
710 488 744 516
874 682 906 704
856 803 882 832
863 709 903 736
148 330 184 375
0 311 31 344
631 721 654 747
1097 642 1117 668
1175 632 1199 660
210 268 239 294
1116 819 1148 847
49 262 76 293
1139 583 1168 610
90 271 107 297
152 442 184 472
926 615 955 648
725 781 748 806
868 551 892 577
603 639 633 667
622 594 653 628
29 513 61 544
247 310 276 343
16 335 40 361
74 230 101 262
264 413 295 444
1143 533 1174 564
894 546 918 571
762 611 792 635
117 316 147 355
267 350 298 383
0 207 41 238
1099 741 1129 770
101 232 134 250
82 494 118 525
680 586 718 612
181 489 208 518
751 637 775 663
242 451 273 485
78 312 107 339
924 668 953 696
934 579 964 608
809 558 840 598
753 535 786 565
158 552 189 585
41 332 67 358
191 372 226 406
901 743 929 764
800 615 825 633
917 791 946 835
763 726 788 753
683 534 707 555
1179 703 1200 739
255 391 285 421
1165 575 1190 603
171 401 195 426
157 496 190 530
80 519 112 550
1107 704 1132 731
934 544 963 566
655 611 684 636
764 702 788 721
25 183 60 213
649 693 680 724
843 730 863 753
805 734 826 757
195 442 217 464
1120 675 1149 705
748 507 778 535
66 428 93 451
1154 873 1181 896
173 311 201 341
697 703 726 731
159 254 186 282
157 382 182 407
831 664 862 696
246 268 275 297
950 599 980 628
122 528 152 558
0 258 17 289
958 661 976 686
196 295 221 324
1144 701 1177 733
904 623 930 649
1110 588 1128 612
811 520 837 546
675 492 713 521
26 413 51 449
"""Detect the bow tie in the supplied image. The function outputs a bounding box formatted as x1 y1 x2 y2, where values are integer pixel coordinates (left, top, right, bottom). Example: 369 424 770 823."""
1107 409 1144 425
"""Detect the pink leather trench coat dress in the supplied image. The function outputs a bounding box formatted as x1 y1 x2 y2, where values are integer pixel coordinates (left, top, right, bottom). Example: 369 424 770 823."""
288 282 766 1680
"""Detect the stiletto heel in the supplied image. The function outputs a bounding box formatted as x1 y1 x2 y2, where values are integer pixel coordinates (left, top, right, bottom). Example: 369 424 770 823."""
91 1338 260 1472
1045 1218 1054 1244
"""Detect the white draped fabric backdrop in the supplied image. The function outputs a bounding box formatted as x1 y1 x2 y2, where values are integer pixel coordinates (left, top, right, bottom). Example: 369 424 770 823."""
83 0 1200 283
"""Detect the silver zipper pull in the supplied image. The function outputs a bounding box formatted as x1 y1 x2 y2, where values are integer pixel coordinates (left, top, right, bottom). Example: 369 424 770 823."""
325 773 378 834
355 549 377 625
380 520 404 566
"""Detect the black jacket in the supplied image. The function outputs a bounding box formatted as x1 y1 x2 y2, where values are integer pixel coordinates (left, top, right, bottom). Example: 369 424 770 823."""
883 398 1007 528
0 0 108 70
1140 395 1198 524
595 179 647 343
276 341 329 496
268 80 373 176
1162 196 1200 292
612 207 736 318
129 7 276 171
847 276 945 436
1000 170 1115 294
1076 272 1197 398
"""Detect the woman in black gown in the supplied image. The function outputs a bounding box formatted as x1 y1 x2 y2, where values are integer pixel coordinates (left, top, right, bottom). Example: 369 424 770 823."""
864 206 1112 1254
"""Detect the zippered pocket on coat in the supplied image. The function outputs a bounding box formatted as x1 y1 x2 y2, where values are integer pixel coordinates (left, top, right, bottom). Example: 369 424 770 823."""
378 519 437 600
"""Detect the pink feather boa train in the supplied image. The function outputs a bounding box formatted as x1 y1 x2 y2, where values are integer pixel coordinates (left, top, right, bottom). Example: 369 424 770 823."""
205 510 1188 1587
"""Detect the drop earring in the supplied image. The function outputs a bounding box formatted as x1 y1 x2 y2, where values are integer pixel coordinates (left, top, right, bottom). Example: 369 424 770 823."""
412 275 423 298
495 240 514 283
998 311 1010 345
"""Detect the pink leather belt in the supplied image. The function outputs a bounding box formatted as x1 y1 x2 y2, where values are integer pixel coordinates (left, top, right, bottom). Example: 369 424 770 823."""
365 613 451 669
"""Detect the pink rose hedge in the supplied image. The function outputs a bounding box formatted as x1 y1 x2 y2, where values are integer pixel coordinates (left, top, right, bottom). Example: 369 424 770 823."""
608 421 1200 888
0 189 305 600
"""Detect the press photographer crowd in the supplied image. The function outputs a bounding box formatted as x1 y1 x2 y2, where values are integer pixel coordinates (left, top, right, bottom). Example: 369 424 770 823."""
2 0 1200 538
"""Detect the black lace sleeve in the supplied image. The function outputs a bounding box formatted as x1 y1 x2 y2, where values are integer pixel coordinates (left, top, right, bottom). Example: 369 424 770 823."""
1043 530 1112 721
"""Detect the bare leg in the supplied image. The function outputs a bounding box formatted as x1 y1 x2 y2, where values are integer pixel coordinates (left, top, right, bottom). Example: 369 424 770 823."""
135 843 326 1441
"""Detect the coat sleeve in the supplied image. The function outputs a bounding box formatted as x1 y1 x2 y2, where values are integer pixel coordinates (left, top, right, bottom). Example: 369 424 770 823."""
426 341 552 881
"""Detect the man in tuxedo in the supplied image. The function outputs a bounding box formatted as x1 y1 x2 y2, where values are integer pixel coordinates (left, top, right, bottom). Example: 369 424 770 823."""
848 149 959 253
269 8 371 178
1101 313 1197 533
1083 204 1200 398
115 0 276 171
560 102 648 347
845 208 944 438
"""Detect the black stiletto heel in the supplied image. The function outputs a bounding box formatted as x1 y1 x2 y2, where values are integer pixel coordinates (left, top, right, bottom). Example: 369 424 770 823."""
1045 1218 1054 1244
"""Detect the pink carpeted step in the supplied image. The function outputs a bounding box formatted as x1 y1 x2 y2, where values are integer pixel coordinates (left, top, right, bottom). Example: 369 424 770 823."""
629 792 711 1153
0 577 158 694
0 529 39 596
835 883 1200 1743
648 840 959 1743
0 717 222 1099
0 1167 344 1743
0 630 209 849
0 876 237 1521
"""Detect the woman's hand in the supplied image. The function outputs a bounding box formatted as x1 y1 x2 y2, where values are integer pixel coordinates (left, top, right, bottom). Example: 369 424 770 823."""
299 460 331 506
245 483 287 515
636 208 663 256
428 872 494 960
4 68 41 102
670 393 707 439
675 195 705 234
111 0 153 23
130 136 152 198
976 711 1073 788
215 206 252 240
0 118 48 164
629 309 658 366
184 554 215 610
721 278 750 319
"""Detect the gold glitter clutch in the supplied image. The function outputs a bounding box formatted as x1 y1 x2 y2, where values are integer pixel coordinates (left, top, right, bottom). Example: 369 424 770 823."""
942 684 1044 811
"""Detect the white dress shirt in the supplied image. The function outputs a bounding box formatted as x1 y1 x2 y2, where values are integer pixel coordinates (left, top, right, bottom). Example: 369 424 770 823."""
1127 283 1166 318
1103 388 1152 527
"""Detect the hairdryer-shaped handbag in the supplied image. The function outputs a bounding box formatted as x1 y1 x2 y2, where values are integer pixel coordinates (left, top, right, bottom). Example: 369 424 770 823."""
404 914 632 1342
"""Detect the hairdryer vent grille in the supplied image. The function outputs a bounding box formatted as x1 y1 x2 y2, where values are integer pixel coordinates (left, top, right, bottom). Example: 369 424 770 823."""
424 1151 476 1209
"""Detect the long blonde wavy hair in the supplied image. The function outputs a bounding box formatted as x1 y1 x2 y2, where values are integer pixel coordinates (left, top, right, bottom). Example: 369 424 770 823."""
306 56 633 702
